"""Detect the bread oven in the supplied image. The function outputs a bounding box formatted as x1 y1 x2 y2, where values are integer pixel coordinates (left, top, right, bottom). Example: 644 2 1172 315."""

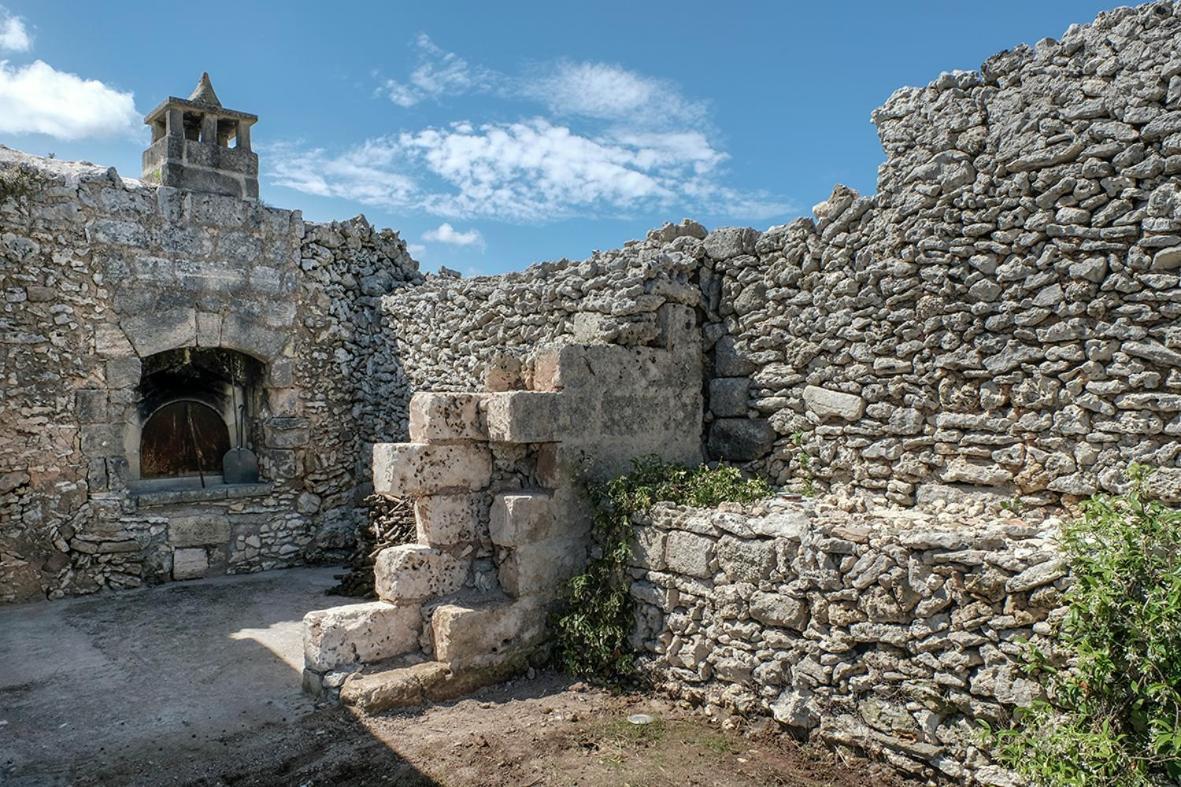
126 347 264 490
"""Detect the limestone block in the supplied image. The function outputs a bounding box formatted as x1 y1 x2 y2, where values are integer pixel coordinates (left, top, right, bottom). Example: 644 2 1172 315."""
374 545 468 602
373 443 492 497
716 536 775 583
431 598 545 669
408 392 486 442
714 336 756 377
703 227 760 260
105 356 141 389
94 323 134 357
121 308 196 357
263 416 310 448
303 601 422 672
498 537 584 598
707 418 775 462
483 392 562 443
489 492 553 547
195 311 222 347
414 494 479 546
172 547 208 580
750 592 807 630
1148 467 1181 502
482 353 524 392
220 312 288 361
168 514 230 547
709 377 750 417
664 531 714 578
802 385 865 421
940 458 1013 487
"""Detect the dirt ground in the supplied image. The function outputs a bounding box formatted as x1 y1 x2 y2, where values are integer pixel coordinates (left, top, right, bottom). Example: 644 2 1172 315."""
0 569 907 787
68 674 909 787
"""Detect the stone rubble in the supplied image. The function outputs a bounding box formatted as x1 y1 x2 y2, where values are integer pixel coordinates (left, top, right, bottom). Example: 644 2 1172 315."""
630 496 1068 784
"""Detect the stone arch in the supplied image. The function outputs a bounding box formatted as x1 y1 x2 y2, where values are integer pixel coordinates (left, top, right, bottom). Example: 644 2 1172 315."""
122 347 267 483
119 308 288 364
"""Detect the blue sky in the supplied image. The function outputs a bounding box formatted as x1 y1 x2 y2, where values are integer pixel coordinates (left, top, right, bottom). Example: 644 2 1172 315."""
0 1 1118 275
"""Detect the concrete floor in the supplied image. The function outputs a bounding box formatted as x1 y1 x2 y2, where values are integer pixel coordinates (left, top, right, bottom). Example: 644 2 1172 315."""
0 566 353 786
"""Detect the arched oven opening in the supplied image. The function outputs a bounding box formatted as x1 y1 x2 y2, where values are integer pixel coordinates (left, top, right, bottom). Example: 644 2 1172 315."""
129 348 265 490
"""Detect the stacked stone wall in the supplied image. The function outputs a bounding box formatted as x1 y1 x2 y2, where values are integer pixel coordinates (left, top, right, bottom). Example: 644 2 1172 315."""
379 222 705 404
702 2 1181 508
629 497 1066 784
0 149 419 603
380 2 1181 513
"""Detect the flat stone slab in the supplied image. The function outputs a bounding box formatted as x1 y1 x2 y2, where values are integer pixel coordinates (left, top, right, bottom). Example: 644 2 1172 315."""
373 442 492 497
303 601 421 672
373 544 468 602
408 392 487 443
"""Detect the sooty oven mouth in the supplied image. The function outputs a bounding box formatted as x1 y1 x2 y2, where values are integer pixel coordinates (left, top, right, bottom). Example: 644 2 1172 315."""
130 347 263 490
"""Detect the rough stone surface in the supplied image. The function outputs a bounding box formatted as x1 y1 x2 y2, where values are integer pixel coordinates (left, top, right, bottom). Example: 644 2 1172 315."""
303 600 421 671
373 545 468 602
630 496 1069 784
0 145 421 604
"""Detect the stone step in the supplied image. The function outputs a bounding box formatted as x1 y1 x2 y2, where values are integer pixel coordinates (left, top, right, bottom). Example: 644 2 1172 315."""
340 653 527 713
429 594 545 670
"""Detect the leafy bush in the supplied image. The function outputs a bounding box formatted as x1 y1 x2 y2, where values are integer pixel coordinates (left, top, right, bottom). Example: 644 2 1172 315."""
553 456 771 682
991 464 1181 786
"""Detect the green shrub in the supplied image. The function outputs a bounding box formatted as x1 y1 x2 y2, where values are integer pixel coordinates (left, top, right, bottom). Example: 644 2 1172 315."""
552 456 771 683
991 464 1181 786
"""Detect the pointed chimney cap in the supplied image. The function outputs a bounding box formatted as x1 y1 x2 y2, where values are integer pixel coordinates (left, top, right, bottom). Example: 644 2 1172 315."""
188 72 222 108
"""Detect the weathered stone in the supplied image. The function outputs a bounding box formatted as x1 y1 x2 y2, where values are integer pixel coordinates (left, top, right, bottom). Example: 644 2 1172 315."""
373 443 492 497
802 386 865 421
483 392 562 443
414 494 479 546
172 547 208 580
708 418 775 462
431 598 544 669
373 545 467 602
709 377 750 417
408 393 486 442
489 492 553 547
303 601 421 671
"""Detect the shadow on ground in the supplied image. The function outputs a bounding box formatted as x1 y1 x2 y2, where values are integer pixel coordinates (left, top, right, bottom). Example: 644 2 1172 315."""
0 566 437 786
1 567 906 787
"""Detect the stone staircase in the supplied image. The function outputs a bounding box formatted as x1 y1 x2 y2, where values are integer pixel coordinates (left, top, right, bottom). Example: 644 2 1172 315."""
301 359 584 710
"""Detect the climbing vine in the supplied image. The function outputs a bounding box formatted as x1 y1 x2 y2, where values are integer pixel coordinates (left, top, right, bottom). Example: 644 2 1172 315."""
989 464 1181 786
553 456 771 683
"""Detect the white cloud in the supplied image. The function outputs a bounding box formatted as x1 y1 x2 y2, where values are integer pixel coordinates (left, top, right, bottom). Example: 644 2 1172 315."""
382 34 491 107
406 243 426 258
271 118 787 222
276 36 787 224
522 61 706 128
423 222 484 249
0 60 139 139
0 7 30 52
269 139 418 205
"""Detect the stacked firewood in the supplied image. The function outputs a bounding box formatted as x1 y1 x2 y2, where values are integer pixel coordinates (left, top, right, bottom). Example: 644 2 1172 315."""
327 494 416 598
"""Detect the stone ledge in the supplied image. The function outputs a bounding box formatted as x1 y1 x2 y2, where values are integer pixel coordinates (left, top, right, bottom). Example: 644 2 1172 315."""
131 481 273 507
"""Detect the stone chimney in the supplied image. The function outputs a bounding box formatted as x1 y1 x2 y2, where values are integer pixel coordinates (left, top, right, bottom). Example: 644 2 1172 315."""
142 73 259 200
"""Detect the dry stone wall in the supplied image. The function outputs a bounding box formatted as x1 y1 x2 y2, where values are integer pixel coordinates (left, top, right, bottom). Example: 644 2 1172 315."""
629 497 1066 784
376 3 1181 514
378 221 706 415
0 147 419 603
700 1 1181 508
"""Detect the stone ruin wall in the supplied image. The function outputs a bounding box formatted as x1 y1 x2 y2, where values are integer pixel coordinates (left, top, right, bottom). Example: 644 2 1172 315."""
628 498 1066 785
378 232 704 430
384 1 1181 515
708 1 1181 509
0 150 420 603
